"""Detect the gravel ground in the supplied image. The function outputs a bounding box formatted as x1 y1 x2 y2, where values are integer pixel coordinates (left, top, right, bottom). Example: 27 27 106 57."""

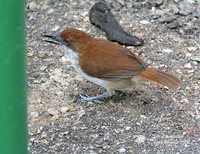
27 0 200 153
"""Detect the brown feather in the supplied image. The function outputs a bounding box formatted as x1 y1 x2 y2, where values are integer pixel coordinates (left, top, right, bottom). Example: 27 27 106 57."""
78 38 147 80
137 68 180 89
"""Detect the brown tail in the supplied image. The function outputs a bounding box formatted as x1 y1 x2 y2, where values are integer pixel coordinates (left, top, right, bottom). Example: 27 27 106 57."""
137 68 180 89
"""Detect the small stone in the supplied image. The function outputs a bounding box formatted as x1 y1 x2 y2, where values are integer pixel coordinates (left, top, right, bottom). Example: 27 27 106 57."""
186 53 192 57
118 147 126 153
179 1 196 15
51 115 60 120
60 107 69 113
28 2 38 11
37 51 48 58
90 134 99 139
151 14 161 19
87 101 94 105
187 47 197 52
180 98 189 103
61 56 68 62
159 15 177 24
63 131 69 135
40 66 47 71
176 69 182 74
51 26 60 31
47 8 54 14
27 52 34 57
125 126 131 130
184 63 192 69
149 0 163 7
163 48 173 53
140 20 150 24
134 135 146 143
192 8 200 17
41 132 47 138
191 56 200 62
30 137 35 142
140 115 147 119
167 21 179 29
168 4 179 14
78 109 85 118
89 144 95 149
30 111 39 118
154 0 163 6
188 69 194 73
47 108 59 116
187 0 195 3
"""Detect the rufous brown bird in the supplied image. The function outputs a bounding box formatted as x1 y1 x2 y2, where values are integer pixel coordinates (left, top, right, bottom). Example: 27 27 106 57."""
44 28 180 101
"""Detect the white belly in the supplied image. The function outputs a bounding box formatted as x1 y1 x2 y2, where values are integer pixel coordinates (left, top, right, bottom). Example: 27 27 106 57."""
61 46 136 91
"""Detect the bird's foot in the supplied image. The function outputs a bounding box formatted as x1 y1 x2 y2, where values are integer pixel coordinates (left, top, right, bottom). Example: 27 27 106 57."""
80 92 110 102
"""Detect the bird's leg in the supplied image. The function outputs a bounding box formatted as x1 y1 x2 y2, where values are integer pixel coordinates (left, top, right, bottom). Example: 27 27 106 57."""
80 90 114 101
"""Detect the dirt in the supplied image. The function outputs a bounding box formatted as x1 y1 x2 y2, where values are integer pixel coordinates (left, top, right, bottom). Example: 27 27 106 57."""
27 0 200 153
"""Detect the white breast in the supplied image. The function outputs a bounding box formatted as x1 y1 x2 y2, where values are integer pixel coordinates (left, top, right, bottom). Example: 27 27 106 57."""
61 46 105 86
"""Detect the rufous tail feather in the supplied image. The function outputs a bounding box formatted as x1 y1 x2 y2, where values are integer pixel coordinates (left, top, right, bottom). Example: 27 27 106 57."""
137 68 180 89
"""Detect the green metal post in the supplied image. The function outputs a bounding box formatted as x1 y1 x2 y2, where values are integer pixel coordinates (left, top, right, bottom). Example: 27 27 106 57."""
0 0 27 154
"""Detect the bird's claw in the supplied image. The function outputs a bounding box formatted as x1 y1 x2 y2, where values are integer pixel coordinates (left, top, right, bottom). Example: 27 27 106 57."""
80 94 92 101
80 92 110 102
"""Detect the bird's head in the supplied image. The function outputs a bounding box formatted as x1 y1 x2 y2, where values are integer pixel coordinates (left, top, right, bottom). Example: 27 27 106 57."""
43 28 91 52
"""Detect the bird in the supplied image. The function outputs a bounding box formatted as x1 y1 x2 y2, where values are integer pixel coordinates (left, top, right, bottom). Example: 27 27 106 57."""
43 28 180 101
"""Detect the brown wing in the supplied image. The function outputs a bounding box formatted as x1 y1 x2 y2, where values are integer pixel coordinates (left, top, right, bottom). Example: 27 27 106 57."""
79 39 147 80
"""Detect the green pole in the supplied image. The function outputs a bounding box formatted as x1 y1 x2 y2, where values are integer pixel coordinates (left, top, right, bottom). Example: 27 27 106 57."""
0 0 27 154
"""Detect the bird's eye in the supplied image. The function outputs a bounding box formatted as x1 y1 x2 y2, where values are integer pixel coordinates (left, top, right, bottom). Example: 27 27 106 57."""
63 38 69 44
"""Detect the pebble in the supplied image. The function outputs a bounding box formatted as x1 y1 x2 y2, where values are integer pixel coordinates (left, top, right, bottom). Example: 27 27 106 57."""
89 144 95 150
167 21 179 29
30 137 35 142
27 52 34 57
41 132 48 138
37 51 48 58
47 108 59 116
90 134 99 139
163 48 173 53
60 107 69 113
184 63 192 69
51 115 60 120
151 14 161 19
51 26 60 31
29 2 38 11
30 111 39 118
168 4 179 14
179 1 196 15
125 126 131 131
87 101 94 105
188 69 194 73
159 15 177 24
191 56 200 62
47 8 54 14
118 147 126 153
187 47 197 52
176 69 182 74
154 0 163 6
40 66 47 71
61 56 68 62
140 20 150 24
186 53 192 57
78 109 85 118
192 8 200 17
140 115 147 119
134 135 146 143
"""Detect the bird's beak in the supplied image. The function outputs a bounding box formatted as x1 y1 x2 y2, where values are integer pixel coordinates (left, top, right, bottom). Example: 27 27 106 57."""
43 32 63 45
